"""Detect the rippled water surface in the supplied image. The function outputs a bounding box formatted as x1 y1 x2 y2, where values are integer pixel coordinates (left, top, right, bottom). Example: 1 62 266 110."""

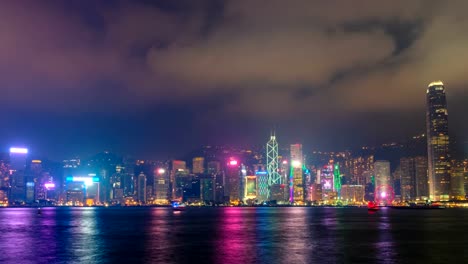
0 207 467 263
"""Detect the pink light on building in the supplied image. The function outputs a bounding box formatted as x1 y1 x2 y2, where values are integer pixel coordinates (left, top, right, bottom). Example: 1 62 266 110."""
229 160 238 166
44 183 55 190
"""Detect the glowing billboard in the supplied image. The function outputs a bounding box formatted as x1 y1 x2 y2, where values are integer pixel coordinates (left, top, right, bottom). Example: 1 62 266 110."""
245 176 257 198
9 147 28 154
66 176 99 186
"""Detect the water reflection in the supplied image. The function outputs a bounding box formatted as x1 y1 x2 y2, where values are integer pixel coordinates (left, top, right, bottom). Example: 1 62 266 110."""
216 208 258 263
279 207 313 264
144 208 172 263
60 207 103 263
0 207 466 263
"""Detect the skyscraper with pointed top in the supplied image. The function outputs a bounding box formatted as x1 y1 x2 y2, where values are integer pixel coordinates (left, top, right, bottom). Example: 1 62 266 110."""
426 81 450 201
266 131 281 200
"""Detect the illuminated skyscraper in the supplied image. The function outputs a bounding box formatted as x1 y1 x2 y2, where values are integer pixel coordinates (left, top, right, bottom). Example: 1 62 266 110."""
290 144 304 203
256 170 269 202
450 161 465 199
225 159 240 203
207 161 221 175
192 157 205 174
426 81 450 200
374 160 392 203
9 147 28 202
154 168 169 204
171 160 188 200
266 132 281 200
137 172 147 204
400 156 429 201
414 156 429 199
400 157 416 201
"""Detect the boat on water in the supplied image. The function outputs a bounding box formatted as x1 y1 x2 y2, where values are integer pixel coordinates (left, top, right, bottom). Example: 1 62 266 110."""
172 202 187 211
367 201 379 211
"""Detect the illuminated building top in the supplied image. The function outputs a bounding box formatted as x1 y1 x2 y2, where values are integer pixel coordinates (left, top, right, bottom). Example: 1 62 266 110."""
428 81 444 87
10 147 28 154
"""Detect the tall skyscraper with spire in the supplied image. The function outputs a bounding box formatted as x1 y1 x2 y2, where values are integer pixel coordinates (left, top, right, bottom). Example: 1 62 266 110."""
266 131 282 201
426 81 451 201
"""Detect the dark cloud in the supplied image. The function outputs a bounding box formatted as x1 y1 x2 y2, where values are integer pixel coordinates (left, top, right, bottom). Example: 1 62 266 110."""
0 0 468 157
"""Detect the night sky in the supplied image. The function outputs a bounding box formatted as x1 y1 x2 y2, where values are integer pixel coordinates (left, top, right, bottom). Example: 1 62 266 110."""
1 0 468 160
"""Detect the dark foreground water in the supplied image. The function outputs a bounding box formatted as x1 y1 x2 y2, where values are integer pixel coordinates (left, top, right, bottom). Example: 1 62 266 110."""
0 207 467 264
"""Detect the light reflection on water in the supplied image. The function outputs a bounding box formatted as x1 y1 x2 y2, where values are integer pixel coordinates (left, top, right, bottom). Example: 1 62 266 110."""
0 207 467 263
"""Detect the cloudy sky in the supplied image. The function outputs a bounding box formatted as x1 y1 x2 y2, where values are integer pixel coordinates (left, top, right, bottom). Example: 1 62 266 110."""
1 0 467 159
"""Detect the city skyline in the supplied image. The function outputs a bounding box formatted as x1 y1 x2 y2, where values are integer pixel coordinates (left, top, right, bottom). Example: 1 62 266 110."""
1 1 468 160
1 2 468 263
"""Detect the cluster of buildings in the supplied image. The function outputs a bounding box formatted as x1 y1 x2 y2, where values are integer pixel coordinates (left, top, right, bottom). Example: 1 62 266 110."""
0 81 467 207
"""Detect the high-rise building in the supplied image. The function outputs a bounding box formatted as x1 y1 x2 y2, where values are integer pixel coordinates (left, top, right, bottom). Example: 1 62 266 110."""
244 175 257 200
256 170 269 202
320 164 335 201
137 172 147 204
426 81 451 201
154 168 169 204
290 144 304 203
400 157 416 201
171 160 188 201
9 147 28 203
192 157 205 174
207 161 221 175
374 160 392 203
266 132 281 200
225 159 240 203
450 161 465 199
414 157 428 199
340 185 365 203
200 174 215 202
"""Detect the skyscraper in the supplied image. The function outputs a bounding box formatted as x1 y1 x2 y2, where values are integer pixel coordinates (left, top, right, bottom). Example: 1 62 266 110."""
154 168 169 204
225 159 240 203
9 147 28 202
192 157 205 174
256 170 269 202
290 144 304 203
414 157 428 199
171 160 188 200
137 172 147 204
426 81 450 201
266 132 281 200
450 161 465 199
400 157 416 201
374 160 392 203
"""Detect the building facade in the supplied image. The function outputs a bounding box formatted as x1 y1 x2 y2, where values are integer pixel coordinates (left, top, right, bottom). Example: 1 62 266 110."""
426 81 451 200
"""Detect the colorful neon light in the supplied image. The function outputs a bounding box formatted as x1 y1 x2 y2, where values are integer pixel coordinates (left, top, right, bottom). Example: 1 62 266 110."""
333 163 342 197
44 183 55 190
66 176 99 186
157 168 165 174
229 160 238 166
291 160 301 168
